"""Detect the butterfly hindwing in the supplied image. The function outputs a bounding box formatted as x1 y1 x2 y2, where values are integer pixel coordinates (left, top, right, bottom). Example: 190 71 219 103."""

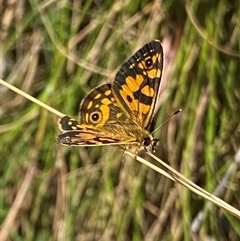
79 84 131 127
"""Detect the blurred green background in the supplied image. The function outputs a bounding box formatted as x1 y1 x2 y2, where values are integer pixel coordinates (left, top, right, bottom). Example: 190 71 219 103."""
1 0 240 240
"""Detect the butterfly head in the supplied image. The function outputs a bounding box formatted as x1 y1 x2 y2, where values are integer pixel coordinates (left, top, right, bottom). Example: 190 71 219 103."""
140 136 159 153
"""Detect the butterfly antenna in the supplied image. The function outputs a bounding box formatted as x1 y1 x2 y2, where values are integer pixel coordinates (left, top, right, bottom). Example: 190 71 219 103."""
151 109 182 134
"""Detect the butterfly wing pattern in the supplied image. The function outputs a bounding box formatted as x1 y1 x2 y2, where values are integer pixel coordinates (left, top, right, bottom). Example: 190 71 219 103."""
57 40 163 152
113 41 163 129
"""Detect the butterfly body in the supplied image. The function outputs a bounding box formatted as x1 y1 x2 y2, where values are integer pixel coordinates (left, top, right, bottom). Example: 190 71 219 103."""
57 40 163 152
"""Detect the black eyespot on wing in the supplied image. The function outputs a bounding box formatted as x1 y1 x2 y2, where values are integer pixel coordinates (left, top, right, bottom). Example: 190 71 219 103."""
90 111 102 123
145 57 153 68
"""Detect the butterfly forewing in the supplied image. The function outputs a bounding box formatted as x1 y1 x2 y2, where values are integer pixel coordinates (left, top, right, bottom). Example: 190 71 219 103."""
113 40 163 129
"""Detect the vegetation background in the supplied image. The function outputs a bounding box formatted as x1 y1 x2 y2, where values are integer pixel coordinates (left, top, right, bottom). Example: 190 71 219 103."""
1 0 240 240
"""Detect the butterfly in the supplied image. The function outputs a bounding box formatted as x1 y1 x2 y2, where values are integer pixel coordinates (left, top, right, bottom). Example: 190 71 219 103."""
57 40 163 152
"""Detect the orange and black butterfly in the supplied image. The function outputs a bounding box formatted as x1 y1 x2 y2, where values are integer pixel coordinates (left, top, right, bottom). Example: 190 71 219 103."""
57 40 163 152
